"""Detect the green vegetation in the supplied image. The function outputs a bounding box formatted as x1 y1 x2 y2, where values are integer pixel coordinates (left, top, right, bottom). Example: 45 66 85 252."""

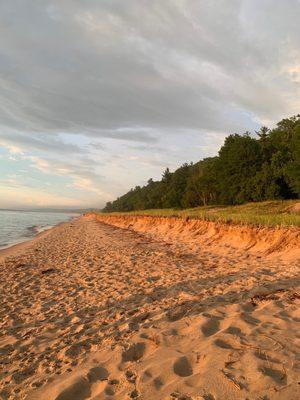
104 116 300 213
101 200 300 227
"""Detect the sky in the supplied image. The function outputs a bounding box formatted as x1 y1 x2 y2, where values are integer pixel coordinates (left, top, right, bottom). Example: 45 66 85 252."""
0 1 300 209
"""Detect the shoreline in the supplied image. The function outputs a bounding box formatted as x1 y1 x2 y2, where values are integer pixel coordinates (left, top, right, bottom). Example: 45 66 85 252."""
0 224 57 261
0 225 54 251
0 216 80 260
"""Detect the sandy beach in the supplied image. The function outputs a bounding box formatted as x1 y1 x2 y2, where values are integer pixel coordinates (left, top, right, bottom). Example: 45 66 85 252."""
0 215 299 400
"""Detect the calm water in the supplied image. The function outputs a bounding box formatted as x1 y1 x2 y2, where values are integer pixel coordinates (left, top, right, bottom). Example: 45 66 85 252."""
0 210 79 249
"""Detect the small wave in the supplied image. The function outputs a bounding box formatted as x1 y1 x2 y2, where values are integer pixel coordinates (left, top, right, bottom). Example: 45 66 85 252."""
26 224 54 236
25 225 39 236
35 225 54 234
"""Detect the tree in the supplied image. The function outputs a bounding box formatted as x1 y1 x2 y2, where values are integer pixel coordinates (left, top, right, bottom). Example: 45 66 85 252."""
216 134 263 204
286 123 300 196
103 115 299 212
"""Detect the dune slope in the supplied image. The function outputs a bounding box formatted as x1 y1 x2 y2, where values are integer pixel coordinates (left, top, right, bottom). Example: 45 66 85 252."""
95 214 300 260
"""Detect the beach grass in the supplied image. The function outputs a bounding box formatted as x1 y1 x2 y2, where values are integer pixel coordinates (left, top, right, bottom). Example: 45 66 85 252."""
98 200 300 228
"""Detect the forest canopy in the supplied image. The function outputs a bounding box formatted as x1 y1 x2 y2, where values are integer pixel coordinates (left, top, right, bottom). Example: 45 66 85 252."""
103 115 300 212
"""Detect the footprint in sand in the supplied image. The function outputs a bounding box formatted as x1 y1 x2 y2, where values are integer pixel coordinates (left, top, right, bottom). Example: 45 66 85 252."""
87 366 109 383
200 317 220 337
141 368 152 382
225 326 243 336
166 305 187 321
55 377 91 400
173 356 193 377
122 342 146 362
254 350 280 363
153 376 164 390
260 367 287 385
213 338 233 349
240 312 260 326
104 384 116 396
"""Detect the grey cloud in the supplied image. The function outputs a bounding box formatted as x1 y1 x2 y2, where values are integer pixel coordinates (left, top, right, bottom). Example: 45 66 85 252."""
85 129 158 143
0 131 86 154
125 144 164 153
1 0 299 140
88 142 106 151
0 1 299 207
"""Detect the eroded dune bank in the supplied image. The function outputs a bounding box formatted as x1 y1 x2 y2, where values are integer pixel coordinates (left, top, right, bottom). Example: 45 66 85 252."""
0 215 299 400
95 214 300 260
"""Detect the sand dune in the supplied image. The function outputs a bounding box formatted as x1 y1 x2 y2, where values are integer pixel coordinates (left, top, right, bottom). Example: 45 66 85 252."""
0 215 299 400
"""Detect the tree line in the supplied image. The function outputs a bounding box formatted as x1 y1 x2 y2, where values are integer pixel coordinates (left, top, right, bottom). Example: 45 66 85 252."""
103 115 300 212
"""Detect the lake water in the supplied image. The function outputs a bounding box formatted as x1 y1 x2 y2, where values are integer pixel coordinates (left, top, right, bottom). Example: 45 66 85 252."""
0 210 79 249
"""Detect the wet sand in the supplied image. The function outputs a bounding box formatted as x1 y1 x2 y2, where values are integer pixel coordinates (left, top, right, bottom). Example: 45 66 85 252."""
0 215 299 400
